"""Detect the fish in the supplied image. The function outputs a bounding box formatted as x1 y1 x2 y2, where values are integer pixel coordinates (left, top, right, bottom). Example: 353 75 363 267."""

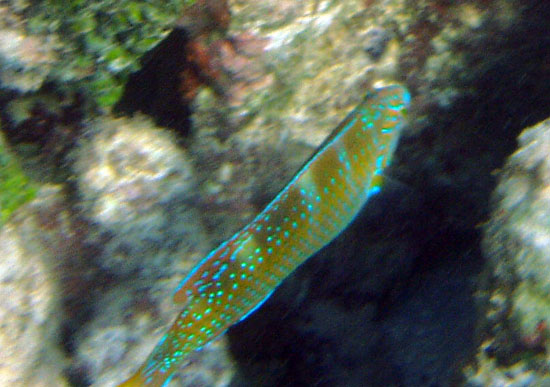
118 84 410 386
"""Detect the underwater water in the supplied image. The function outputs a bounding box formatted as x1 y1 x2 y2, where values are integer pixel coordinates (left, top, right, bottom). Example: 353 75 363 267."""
0 1 550 386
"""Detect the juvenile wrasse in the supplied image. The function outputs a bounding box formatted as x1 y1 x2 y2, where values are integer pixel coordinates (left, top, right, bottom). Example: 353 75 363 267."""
118 84 410 386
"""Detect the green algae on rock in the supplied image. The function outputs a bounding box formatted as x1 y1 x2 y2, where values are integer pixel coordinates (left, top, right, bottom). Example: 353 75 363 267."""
18 0 188 107
0 129 37 224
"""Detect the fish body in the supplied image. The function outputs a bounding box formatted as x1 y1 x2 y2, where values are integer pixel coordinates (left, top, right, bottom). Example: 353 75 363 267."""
118 84 410 387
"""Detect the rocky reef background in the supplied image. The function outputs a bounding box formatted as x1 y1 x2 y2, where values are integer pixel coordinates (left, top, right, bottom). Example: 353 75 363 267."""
0 0 549 386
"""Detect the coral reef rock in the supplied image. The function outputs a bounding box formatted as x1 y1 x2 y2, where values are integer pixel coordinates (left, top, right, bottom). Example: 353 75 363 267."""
74 114 206 277
0 185 72 386
0 6 60 92
71 115 232 385
480 117 550 383
73 283 234 387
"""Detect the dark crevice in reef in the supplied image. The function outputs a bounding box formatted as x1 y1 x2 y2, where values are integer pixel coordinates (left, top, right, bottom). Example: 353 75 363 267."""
114 28 193 136
227 3 550 387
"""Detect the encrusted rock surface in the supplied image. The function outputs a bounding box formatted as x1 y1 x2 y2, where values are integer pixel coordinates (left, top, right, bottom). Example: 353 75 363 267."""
0 185 77 386
190 0 410 242
73 284 235 387
0 6 60 92
74 114 204 277
476 118 550 385
71 114 222 385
